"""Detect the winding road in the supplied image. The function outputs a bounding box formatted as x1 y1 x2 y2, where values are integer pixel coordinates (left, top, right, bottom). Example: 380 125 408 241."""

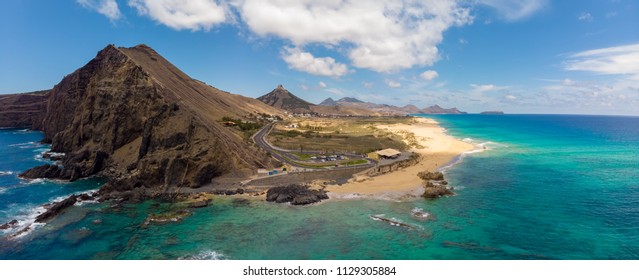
252 122 375 170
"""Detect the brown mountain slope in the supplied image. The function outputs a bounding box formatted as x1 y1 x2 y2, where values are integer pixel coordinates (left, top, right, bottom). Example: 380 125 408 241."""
308 105 382 116
26 44 281 200
119 45 281 120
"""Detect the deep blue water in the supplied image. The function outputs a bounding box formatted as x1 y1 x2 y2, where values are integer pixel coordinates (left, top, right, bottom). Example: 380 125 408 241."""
0 115 638 259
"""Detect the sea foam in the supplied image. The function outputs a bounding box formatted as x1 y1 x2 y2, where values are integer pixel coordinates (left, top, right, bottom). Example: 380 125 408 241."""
1 189 99 240
437 139 507 173
179 250 226 260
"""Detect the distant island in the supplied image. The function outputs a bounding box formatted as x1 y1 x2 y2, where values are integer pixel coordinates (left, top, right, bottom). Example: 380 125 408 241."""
480 111 505 114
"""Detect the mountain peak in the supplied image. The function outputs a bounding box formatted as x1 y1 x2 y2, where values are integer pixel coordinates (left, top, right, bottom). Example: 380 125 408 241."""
257 85 314 112
319 97 337 106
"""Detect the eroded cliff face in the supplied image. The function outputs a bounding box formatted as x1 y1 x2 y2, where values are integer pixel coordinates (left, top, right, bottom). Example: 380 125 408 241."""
25 44 280 200
0 91 49 129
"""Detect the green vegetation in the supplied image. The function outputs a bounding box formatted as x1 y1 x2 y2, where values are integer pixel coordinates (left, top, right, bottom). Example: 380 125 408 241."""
344 159 368 166
269 130 407 154
221 116 266 141
221 116 262 131
268 116 411 154
291 152 313 160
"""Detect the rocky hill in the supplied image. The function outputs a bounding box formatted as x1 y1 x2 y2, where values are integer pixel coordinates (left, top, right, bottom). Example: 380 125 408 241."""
257 85 314 113
18 44 283 201
318 97 337 106
316 96 466 116
421 105 466 114
0 90 49 129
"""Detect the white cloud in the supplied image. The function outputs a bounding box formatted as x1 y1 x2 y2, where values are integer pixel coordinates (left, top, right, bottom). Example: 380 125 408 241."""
318 81 327 88
77 0 121 21
234 0 472 72
281 47 350 77
362 82 373 89
578 12 593 22
505 94 517 100
478 0 547 21
128 0 228 31
539 78 639 114
565 43 639 80
470 83 510 92
562 78 576 86
386 79 401 88
420 70 439 81
326 88 345 96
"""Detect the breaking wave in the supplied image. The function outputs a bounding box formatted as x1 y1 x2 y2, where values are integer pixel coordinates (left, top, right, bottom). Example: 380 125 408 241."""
179 250 227 260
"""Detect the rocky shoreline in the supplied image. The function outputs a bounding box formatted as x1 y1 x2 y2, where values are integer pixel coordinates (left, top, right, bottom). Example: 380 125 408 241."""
418 171 455 199
266 184 329 205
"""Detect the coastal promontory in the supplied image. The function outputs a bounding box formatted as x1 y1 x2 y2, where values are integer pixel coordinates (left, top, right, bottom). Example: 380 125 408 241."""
12 44 283 200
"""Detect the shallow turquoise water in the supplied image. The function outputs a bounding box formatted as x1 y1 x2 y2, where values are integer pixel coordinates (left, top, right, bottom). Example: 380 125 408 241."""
1 115 638 259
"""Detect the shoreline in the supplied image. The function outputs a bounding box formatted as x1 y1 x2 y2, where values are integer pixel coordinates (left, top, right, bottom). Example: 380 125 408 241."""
325 116 474 197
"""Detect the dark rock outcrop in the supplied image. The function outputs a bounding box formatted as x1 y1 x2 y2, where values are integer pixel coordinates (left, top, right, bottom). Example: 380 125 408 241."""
419 171 453 199
422 181 454 199
19 164 63 179
266 184 329 205
0 219 18 230
35 195 78 223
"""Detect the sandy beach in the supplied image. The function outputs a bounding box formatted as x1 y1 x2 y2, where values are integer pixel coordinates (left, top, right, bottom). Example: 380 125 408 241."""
326 117 474 197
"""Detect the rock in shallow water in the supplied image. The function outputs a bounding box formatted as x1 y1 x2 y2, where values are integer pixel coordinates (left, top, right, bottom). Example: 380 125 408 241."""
422 181 454 199
35 195 78 223
19 164 62 179
266 184 329 205
0 219 18 230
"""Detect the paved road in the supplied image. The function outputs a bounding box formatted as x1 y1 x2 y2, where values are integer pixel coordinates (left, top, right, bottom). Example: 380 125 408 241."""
252 122 376 170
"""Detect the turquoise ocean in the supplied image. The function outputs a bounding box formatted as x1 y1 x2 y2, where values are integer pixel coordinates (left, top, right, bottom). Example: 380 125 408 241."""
1 114 638 259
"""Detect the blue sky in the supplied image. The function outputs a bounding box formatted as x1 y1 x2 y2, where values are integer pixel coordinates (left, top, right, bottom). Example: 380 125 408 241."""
1 0 638 115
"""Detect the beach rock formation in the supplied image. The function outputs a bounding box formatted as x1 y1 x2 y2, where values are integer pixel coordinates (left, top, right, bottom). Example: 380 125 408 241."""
16 44 283 201
422 181 454 199
266 184 329 205
417 171 444 181
419 171 453 199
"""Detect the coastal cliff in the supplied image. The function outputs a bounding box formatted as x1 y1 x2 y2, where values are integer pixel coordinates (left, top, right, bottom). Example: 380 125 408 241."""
19 44 283 200
0 91 49 129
